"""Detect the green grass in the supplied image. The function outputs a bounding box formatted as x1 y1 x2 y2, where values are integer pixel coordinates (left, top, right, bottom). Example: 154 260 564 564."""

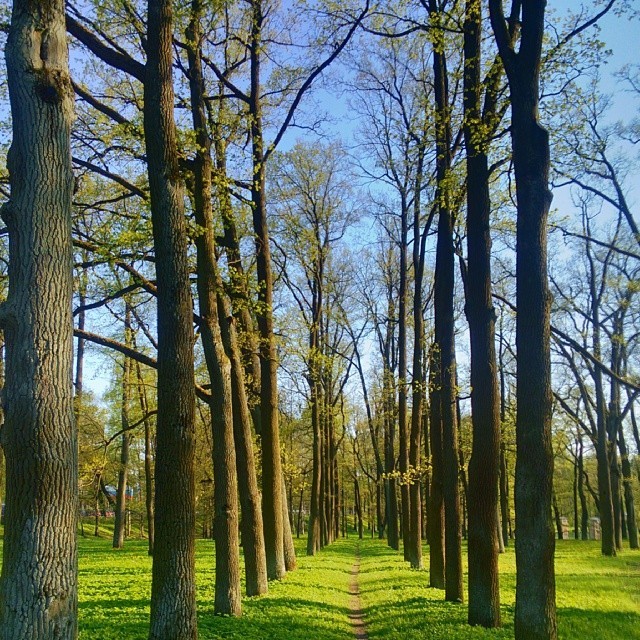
358 537 640 640
1 527 639 638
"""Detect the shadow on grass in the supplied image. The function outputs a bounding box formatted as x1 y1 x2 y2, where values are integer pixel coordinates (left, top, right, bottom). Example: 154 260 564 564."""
197 597 351 640
557 607 640 640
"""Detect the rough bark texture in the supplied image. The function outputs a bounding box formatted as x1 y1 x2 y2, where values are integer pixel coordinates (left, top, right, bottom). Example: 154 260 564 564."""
407 150 425 570
223 287 269 593
431 0 463 602
398 195 410 561
145 0 197 636
249 0 286 580
428 348 445 589
186 2 242 614
0 1 78 637
489 1 557 637
136 362 155 556
463 0 501 626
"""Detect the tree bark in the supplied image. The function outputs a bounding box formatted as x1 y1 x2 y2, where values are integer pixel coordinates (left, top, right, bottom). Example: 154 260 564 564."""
249 0 287 579
398 192 410 561
136 362 155 556
145 0 197 636
407 153 425 568
113 307 132 550
430 0 463 601
464 0 501 624
490 1 557 636
578 433 589 540
619 426 638 548
0 1 77 636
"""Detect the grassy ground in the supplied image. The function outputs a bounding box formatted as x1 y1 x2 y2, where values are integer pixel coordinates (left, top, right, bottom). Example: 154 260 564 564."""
358 537 640 640
0 527 638 638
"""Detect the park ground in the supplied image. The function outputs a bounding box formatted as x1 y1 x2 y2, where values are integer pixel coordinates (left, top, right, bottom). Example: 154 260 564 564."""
0 529 638 639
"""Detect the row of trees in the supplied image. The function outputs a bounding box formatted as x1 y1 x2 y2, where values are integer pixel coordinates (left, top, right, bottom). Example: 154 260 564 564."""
0 1 638 640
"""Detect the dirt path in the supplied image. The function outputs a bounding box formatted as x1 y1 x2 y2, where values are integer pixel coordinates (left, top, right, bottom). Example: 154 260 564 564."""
348 543 368 640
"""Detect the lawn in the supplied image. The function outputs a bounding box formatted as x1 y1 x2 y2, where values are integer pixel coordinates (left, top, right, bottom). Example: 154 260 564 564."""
0 527 638 639
358 537 640 640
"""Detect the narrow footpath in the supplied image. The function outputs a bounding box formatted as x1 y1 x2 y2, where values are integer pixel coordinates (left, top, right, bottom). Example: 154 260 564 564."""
348 543 368 640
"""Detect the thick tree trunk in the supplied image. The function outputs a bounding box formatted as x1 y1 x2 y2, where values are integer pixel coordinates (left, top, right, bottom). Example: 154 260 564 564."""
464 0 501 625
490 1 557 636
185 3 244 614
249 0 287 580
408 148 426 570
145 0 197 636
398 195 410 561
428 347 445 589
0 1 77 636
430 3 463 600
224 287 269 594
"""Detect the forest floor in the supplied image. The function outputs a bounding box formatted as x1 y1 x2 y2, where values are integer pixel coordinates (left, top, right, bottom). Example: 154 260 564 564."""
0 527 638 638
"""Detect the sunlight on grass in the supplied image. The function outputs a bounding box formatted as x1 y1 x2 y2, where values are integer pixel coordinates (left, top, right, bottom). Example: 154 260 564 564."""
0 527 638 638
358 537 640 640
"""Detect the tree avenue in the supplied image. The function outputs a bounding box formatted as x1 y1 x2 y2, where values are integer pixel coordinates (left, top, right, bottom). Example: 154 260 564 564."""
0 0 638 639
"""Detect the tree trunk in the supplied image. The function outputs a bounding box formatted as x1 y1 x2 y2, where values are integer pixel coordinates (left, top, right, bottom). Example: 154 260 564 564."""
578 434 589 540
385 368 399 550
499 444 510 547
552 491 563 540
223 294 269 594
463 0 501 624
307 379 322 555
573 445 579 540
618 429 638 549
398 193 410 561
430 1 463 600
145 0 197 636
282 477 297 571
428 346 445 589
408 145 426 570
113 309 132 550
249 0 287 580
136 362 155 556
0 1 77 636
185 3 247 613
490 1 557 636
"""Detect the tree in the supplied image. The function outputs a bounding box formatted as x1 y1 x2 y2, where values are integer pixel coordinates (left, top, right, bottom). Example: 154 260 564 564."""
429 0 463 603
271 141 357 555
463 0 505 626
145 0 198 637
0 1 77 637
489 1 557 636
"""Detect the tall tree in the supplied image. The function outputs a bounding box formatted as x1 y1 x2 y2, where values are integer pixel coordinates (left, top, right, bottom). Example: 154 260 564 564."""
113 305 133 550
145 0 197 637
463 0 511 626
489 1 556 637
0 1 77 636
247 0 287 578
429 0 463 603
